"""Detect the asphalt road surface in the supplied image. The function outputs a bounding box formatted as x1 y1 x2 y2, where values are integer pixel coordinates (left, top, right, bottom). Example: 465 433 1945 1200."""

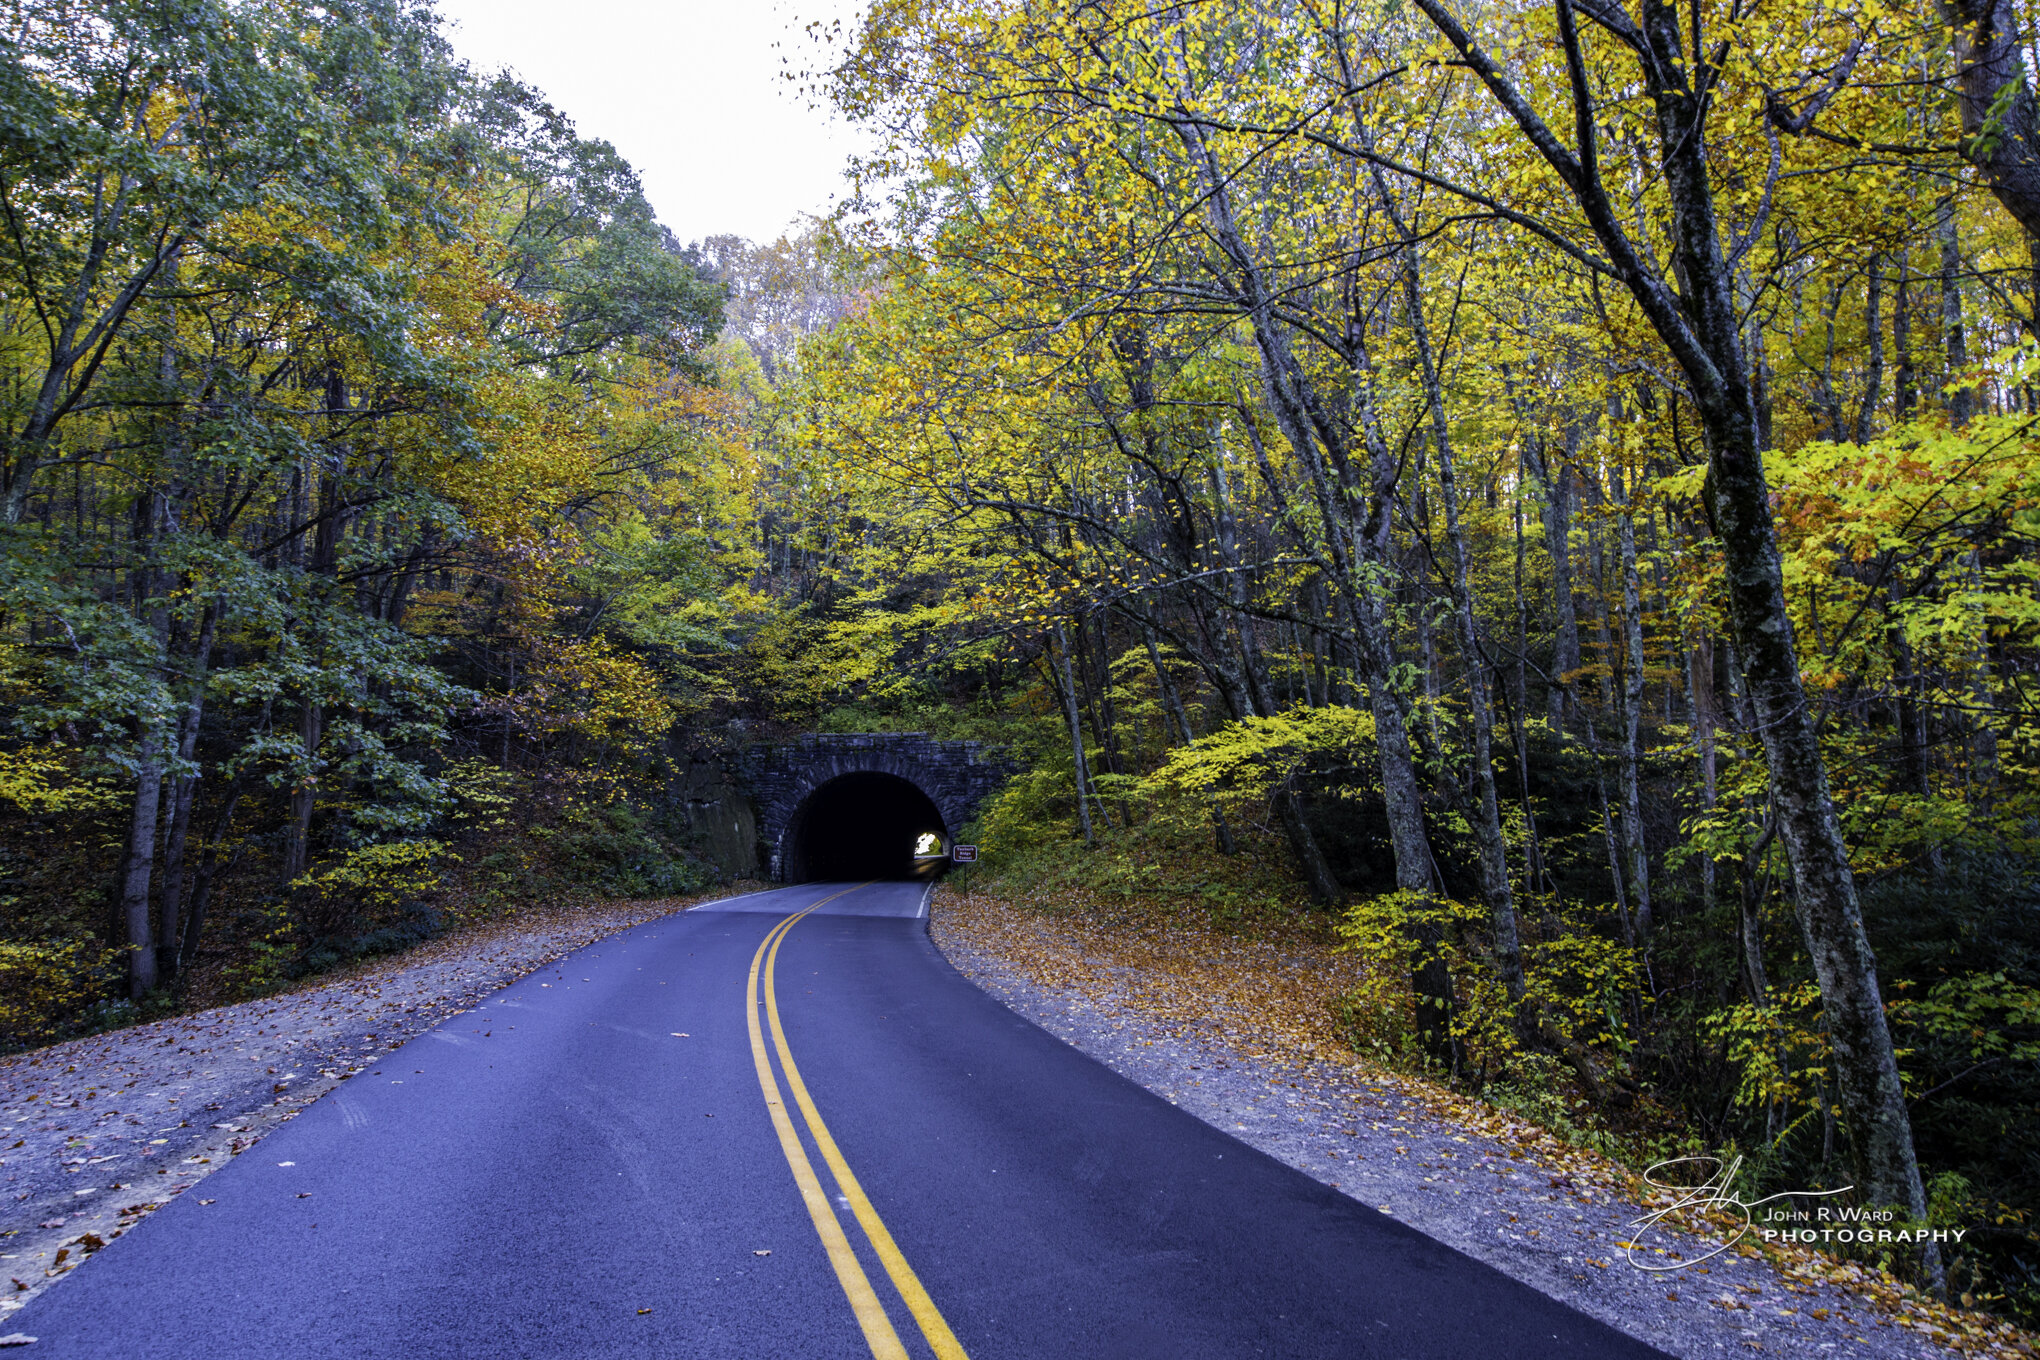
12 880 1668 1357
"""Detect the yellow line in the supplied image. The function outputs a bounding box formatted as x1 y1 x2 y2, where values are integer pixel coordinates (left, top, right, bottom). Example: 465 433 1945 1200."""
765 910 972 1359
746 888 908 1360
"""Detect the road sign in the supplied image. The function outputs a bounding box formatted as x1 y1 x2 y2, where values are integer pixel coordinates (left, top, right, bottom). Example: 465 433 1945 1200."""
952 844 978 863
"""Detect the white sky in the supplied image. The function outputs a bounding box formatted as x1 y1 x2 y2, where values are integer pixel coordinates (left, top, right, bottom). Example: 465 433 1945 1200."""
430 0 870 246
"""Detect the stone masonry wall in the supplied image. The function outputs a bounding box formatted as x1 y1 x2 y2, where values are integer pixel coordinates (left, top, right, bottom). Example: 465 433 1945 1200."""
660 748 760 882
740 734 1015 880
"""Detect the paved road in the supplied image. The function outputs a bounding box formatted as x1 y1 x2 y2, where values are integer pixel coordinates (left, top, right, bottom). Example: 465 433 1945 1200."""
12 881 1667 1357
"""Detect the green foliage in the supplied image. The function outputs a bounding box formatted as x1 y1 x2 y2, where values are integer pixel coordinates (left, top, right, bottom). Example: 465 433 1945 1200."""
1702 983 1829 1113
1895 971 2040 1069
220 901 297 999
1333 888 1477 1055
289 841 446 916
0 743 120 817
0 0 755 1036
1144 706 1378 823
291 901 448 983
1335 887 1642 1079
551 798 714 900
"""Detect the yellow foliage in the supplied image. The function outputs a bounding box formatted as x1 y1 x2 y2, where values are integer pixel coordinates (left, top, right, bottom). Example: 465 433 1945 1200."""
0 939 115 1050
0 744 118 816
288 840 446 911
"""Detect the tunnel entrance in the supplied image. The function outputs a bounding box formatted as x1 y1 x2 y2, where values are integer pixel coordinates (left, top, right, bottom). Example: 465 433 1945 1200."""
780 771 949 882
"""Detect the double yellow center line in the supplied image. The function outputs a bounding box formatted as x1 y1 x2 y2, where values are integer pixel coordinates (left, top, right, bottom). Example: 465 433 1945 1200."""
744 887 969 1360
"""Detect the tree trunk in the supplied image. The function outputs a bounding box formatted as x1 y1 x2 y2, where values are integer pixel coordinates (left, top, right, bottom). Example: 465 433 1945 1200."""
1942 0 2040 266
1510 464 1553 907
1078 614 1133 828
1528 438 1581 727
1052 624 1096 847
120 481 172 1000
1855 256 1884 444
156 602 218 980
1604 0 1930 1226
1688 629 1720 914
1175 114 1448 1051
178 784 244 975
1940 206 1973 426
281 701 322 888
1893 253 1916 419
157 769 197 981
1402 254 1525 1003
1209 456 1343 903
1616 483 1653 944
120 732 164 1000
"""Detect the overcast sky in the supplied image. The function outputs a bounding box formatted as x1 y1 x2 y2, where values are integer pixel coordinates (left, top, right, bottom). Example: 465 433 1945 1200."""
430 0 870 246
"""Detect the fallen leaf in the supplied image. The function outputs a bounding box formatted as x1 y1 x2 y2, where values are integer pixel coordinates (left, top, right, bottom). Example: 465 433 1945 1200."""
670 1033 689 1038
637 1309 652 1315
32 1223 60 1232
754 1250 771 1257
0 1334 35 1346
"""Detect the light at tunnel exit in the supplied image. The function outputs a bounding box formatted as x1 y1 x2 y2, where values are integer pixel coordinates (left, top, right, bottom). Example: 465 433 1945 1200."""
914 832 942 857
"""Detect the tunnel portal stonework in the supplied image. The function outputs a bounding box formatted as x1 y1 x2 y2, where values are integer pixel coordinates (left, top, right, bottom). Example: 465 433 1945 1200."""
743 734 1015 881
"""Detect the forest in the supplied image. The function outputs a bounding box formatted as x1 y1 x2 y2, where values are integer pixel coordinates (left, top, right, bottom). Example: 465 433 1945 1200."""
4 0 2040 1326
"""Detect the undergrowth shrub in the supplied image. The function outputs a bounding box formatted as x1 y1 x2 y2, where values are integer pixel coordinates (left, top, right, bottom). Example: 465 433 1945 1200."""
291 900 448 980
0 938 116 1050
551 798 714 899
1332 888 1640 1084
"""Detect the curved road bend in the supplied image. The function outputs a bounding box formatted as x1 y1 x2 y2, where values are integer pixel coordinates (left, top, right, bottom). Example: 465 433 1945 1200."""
14 880 1668 1358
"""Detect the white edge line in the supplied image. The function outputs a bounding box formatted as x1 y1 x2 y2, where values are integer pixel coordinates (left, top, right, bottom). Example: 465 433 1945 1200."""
918 881 934 919
685 884 801 912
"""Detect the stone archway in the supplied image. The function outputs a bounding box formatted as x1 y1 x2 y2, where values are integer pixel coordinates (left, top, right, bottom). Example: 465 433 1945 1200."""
744 734 1014 881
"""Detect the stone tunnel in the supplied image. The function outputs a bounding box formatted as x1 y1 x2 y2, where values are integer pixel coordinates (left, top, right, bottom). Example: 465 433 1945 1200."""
749 734 1015 881
664 734 1015 884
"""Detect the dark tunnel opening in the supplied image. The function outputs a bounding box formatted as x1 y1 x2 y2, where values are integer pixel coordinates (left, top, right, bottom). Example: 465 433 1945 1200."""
781 771 949 882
